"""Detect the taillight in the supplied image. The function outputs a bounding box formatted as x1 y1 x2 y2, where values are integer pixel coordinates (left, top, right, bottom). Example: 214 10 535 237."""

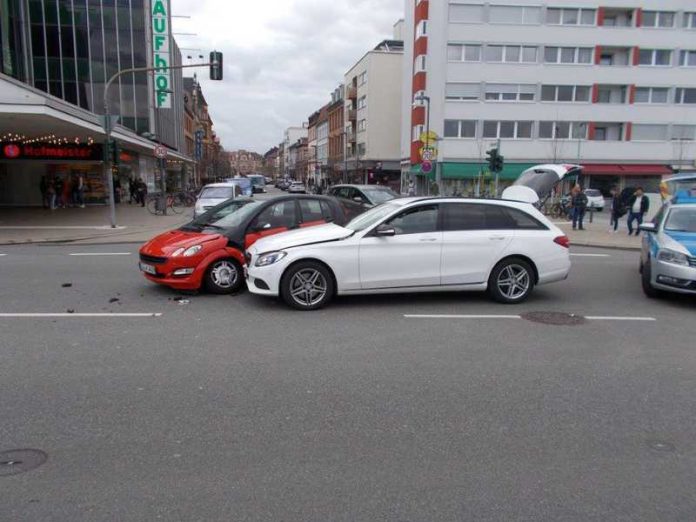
554 235 570 248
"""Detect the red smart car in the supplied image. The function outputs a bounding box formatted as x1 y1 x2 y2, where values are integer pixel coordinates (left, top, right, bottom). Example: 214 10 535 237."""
138 195 357 294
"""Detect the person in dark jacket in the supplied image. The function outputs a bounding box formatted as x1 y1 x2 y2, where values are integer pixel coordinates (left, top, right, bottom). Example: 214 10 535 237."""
609 188 625 233
570 185 588 231
627 187 649 236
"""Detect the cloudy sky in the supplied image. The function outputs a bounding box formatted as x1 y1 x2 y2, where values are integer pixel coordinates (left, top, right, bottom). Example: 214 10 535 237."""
172 0 404 154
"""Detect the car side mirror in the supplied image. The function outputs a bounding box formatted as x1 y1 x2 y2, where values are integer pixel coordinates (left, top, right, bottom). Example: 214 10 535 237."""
639 223 657 233
353 196 363 203
375 224 396 237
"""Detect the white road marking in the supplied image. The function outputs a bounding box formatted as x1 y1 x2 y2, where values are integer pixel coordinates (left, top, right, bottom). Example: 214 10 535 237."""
570 253 611 258
69 252 132 256
585 316 657 322
404 314 522 319
0 226 127 230
0 313 162 318
0 254 7 257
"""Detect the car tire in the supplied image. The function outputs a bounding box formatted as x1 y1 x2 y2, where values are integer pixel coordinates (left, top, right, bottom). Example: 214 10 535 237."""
488 258 535 304
280 261 334 311
641 260 661 299
204 258 243 294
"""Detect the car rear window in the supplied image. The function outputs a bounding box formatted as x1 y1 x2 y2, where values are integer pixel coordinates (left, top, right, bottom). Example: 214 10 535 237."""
200 187 234 199
585 189 602 197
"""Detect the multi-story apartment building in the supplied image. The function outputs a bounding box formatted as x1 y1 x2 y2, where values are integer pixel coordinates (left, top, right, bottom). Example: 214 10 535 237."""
401 0 696 196
345 34 404 189
327 85 345 183
282 125 308 177
262 146 280 178
228 150 262 176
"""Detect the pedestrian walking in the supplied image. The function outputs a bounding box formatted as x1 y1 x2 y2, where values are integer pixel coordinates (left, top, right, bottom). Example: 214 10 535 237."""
39 174 49 208
609 188 625 233
627 187 649 236
54 175 65 208
570 185 588 230
136 178 147 207
46 175 56 210
129 177 137 204
73 173 85 208
407 179 416 196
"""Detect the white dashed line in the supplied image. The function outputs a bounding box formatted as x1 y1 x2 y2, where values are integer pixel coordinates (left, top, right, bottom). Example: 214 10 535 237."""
0 254 7 257
69 252 132 256
0 313 162 318
584 316 657 322
404 314 522 319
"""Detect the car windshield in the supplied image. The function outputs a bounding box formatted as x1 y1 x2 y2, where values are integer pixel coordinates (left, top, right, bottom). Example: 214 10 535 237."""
205 201 264 229
585 189 601 197
345 202 400 232
364 188 398 204
189 200 252 228
199 187 234 199
249 177 264 186
664 208 696 233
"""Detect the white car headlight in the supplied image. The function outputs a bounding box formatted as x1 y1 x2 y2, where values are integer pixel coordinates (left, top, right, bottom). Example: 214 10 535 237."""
173 245 202 257
657 249 689 266
255 251 287 267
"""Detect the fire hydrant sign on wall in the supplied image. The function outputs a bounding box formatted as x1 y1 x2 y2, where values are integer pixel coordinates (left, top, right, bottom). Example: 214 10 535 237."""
152 0 171 108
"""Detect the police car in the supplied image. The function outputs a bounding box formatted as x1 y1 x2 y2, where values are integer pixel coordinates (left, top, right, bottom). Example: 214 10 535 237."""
639 175 696 298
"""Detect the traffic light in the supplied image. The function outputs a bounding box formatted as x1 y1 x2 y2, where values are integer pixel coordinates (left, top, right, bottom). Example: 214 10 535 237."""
210 51 223 80
112 140 121 165
486 147 504 173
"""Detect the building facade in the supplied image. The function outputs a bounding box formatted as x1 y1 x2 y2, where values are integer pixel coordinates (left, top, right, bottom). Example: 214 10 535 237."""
0 0 192 206
327 85 345 184
307 103 330 186
228 149 262 176
345 38 403 189
402 0 696 196
282 125 307 177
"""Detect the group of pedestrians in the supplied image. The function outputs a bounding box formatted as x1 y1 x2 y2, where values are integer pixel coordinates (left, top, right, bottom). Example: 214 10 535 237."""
39 173 85 210
568 185 650 236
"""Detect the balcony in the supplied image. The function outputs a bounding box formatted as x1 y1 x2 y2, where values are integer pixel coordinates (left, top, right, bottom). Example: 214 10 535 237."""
595 85 630 104
597 46 632 66
601 7 635 27
347 109 357 121
347 86 357 99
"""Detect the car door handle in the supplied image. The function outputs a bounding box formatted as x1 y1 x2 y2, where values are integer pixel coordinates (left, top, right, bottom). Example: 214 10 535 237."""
489 236 506 241
419 238 438 242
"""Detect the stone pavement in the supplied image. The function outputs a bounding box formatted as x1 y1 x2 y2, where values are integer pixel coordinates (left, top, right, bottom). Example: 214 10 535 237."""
555 217 642 251
0 204 192 245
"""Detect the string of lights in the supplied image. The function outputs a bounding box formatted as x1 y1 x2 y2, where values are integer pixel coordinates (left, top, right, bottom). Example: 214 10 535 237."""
0 133 95 146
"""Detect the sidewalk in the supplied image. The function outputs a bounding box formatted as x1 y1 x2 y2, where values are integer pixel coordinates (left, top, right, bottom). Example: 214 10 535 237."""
0 204 192 245
556 219 642 251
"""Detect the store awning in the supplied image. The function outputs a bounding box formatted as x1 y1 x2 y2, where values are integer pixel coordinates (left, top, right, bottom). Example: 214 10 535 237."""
438 162 538 181
581 164 673 176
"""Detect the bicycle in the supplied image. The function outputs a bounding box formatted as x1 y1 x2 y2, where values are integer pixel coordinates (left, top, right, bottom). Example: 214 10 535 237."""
145 193 186 215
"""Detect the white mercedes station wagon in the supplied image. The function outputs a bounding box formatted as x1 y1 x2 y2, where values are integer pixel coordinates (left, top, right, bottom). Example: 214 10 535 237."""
246 197 571 310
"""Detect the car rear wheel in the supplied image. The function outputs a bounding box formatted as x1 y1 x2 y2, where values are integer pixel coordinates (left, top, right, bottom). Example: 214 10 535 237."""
204 258 243 294
280 261 334 310
488 258 535 304
641 260 661 299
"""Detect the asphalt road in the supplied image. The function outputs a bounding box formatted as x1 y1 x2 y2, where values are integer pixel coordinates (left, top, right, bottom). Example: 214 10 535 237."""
0 241 694 521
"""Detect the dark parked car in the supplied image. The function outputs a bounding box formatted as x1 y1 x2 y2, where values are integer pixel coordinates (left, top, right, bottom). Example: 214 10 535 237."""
328 184 399 209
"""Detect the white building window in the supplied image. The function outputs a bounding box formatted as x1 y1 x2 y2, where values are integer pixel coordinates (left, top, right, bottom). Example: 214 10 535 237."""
538 121 587 140
447 44 481 62
684 13 696 29
489 5 541 25
679 50 696 67
634 87 669 104
672 125 696 140
544 46 593 64
632 124 668 141
641 11 675 28
638 49 672 66
416 20 427 38
449 4 484 23
445 83 480 101
358 119 367 132
357 143 366 156
482 120 533 139
485 45 538 63
484 83 536 101
675 88 696 104
540 85 591 102
444 120 477 138
357 96 367 109
415 55 427 72
358 72 367 86
546 8 596 26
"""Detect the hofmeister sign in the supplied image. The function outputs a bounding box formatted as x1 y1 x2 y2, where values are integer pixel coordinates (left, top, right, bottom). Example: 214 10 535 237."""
152 0 172 108
0 143 104 161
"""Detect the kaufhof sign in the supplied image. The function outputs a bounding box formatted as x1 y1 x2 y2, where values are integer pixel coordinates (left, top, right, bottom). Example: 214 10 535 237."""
152 0 171 108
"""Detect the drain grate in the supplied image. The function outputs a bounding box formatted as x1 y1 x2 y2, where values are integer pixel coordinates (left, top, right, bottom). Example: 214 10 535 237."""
0 449 48 477
521 311 587 326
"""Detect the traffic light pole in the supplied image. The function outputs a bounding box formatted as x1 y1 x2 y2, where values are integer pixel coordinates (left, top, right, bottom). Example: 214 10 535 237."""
102 61 216 227
495 138 500 197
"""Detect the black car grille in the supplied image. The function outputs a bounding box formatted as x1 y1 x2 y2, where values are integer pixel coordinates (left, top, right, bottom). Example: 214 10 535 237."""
140 253 167 265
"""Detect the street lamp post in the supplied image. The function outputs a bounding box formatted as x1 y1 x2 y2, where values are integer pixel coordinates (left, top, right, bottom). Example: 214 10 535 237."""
413 94 439 193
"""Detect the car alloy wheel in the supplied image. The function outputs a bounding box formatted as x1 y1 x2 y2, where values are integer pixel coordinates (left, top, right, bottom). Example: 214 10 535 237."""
489 259 534 304
205 258 243 294
641 260 661 299
281 261 334 310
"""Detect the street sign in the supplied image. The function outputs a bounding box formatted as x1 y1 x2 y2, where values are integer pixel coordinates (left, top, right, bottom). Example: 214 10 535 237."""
419 130 438 145
154 144 167 159
421 148 434 161
421 160 433 174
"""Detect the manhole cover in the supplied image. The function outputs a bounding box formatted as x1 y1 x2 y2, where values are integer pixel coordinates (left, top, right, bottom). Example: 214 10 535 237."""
646 440 676 453
0 449 48 477
521 311 586 326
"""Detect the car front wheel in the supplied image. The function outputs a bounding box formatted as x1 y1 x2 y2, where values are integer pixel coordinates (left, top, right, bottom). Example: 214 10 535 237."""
280 261 334 310
641 260 661 299
488 258 535 304
204 258 243 294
